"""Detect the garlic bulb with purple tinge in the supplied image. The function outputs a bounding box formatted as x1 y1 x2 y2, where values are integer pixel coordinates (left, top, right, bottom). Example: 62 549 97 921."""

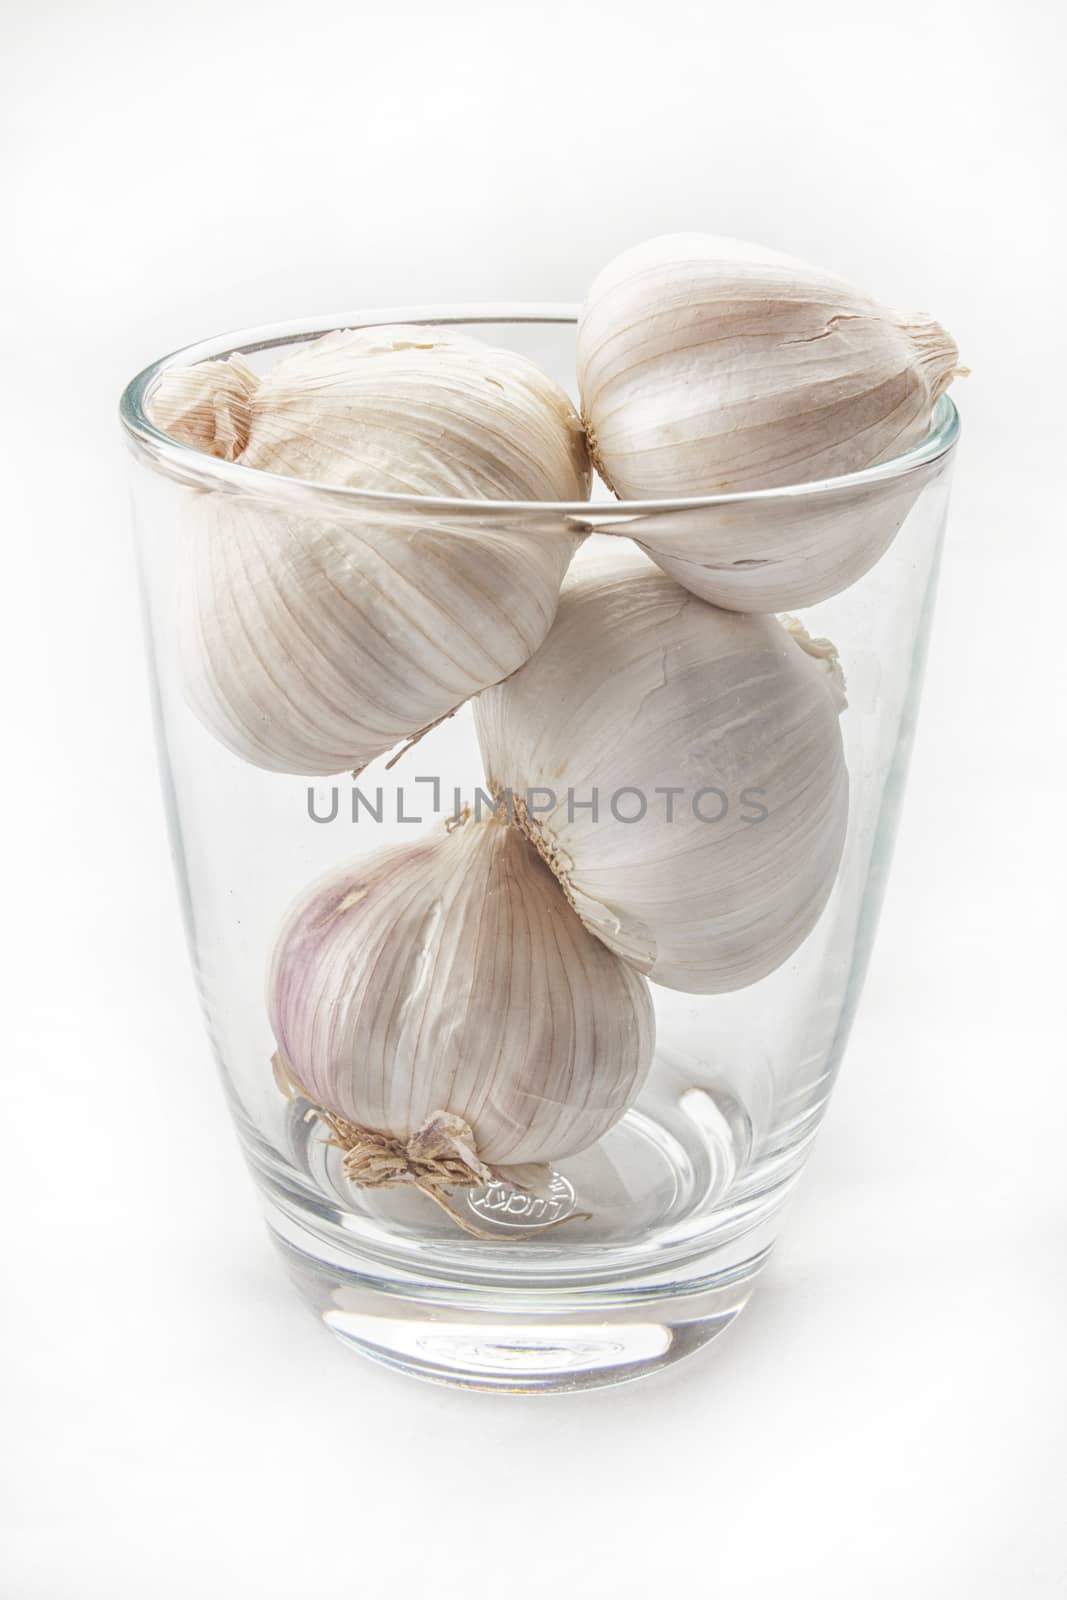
268 813 655 1180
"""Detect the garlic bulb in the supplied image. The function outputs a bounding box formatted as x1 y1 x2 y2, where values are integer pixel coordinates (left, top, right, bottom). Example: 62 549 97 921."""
268 813 654 1186
577 234 963 610
149 328 591 775
474 547 849 994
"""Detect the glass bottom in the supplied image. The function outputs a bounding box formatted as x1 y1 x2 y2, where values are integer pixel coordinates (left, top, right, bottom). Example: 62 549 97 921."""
272 1224 767 1392
244 1083 814 1392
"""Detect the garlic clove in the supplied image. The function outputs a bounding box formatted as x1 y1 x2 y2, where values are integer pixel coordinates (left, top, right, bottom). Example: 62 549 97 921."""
474 545 849 994
577 234 963 609
268 813 655 1170
149 328 591 775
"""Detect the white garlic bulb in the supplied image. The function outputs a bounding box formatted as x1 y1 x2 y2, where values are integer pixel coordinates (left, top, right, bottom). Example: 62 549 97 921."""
577 234 963 610
268 813 654 1183
474 547 849 994
150 328 591 775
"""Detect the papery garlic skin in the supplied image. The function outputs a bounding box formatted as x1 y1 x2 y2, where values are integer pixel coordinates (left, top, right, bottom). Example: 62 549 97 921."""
180 499 577 775
474 547 849 995
148 354 258 461
150 328 591 775
610 472 925 613
239 329 589 500
268 814 655 1168
577 235 962 610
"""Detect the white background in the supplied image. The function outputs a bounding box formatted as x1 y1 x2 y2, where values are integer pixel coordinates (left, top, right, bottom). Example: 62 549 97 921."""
3 1 1065 1594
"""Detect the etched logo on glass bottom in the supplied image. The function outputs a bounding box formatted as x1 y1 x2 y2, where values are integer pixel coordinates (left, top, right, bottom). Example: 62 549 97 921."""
467 1172 577 1229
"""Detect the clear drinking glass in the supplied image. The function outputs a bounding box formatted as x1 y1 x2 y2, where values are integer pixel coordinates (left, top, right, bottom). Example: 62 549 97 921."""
120 308 959 1392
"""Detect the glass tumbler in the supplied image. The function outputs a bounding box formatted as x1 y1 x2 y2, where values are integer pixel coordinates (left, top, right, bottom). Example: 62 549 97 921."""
120 308 959 1392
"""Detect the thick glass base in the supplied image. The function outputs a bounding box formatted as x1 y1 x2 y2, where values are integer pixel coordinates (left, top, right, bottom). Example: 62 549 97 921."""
243 1087 804 1392
270 1223 767 1392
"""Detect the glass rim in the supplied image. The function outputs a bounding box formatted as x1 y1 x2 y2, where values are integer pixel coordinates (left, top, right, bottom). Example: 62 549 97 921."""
119 303 960 521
